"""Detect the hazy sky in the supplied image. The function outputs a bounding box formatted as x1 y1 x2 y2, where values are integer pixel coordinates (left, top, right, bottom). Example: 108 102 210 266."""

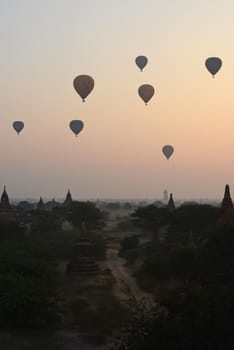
1 0 234 200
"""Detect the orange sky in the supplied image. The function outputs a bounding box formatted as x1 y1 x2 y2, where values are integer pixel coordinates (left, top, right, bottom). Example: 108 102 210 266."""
0 0 234 200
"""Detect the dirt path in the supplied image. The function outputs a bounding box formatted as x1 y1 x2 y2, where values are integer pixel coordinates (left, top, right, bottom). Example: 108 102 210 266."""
103 209 154 304
106 247 154 303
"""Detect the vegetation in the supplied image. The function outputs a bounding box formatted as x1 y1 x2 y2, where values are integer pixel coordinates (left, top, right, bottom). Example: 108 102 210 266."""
113 286 234 350
120 234 139 251
112 204 234 349
119 234 140 263
0 201 108 332
0 239 62 328
68 201 105 229
1 200 234 349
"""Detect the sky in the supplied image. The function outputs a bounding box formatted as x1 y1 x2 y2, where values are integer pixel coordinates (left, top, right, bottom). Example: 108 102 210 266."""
0 0 234 200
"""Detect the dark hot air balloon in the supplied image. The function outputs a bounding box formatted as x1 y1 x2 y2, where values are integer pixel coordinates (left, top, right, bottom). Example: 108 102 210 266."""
162 145 174 159
69 120 84 137
135 56 148 71
138 84 155 105
73 75 94 101
205 57 222 78
13 121 24 134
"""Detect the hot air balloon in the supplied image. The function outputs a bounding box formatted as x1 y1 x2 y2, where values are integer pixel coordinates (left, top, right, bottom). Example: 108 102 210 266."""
13 121 24 134
138 84 155 105
69 120 84 137
162 145 174 160
205 57 222 78
73 75 94 102
135 56 148 71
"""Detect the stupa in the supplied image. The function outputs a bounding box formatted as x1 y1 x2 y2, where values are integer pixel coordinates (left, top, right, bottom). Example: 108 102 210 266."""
66 222 99 275
0 186 19 219
63 189 72 207
219 184 234 223
0 186 11 210
167 193 175 211
37 197 45 210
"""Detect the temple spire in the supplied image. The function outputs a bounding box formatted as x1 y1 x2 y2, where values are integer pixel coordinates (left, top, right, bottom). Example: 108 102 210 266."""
0 186 11 209
219 184 234 223
167 193 175 210
37 196 45 210
63 189 72 206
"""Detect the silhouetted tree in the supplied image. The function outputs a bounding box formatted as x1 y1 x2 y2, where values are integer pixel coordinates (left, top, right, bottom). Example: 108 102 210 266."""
167 204 219 244
68 201 104 229
132 205 171 234
0 240 62 328
0 219 25 240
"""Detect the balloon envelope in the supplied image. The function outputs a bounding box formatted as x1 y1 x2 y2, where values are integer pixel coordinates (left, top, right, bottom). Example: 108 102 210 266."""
135 56 148 71
162 145 174 159
205 57 222 77
13 121 24 134
73 75 94 101
69 120 84 137
138 84 155 105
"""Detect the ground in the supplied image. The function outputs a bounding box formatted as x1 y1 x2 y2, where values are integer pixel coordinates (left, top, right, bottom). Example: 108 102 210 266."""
3 207 154 350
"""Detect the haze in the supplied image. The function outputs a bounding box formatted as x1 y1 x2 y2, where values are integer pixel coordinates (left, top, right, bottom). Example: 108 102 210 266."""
1 0 234 200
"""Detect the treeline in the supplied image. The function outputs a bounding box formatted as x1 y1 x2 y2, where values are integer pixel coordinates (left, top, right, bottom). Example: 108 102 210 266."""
114 203 234 349
0 201 106 329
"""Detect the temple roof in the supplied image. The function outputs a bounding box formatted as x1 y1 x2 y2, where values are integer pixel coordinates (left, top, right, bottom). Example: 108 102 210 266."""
167 193 175 210
37 196 45 210
219 184 234 222
63 189 72 206
0 186 11 209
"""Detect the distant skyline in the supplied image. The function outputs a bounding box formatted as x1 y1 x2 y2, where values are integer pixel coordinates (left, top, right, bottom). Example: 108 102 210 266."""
4 185 231 204
1 0 234 199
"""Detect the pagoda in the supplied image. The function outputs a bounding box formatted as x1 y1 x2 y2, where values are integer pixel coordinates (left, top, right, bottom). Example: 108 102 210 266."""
63 189 72 207
0 186 19 219
46 198 59 210
66 222 99 275
0 186 11 210
219 184 234 223
167 193 175 211
37 197 45 210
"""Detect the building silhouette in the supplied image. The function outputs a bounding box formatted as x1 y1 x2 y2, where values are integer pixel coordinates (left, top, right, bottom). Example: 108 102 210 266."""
45 198 59 210
167 193 175 210
0 186 20 220
66 222 99 275
37 197 45 210
63 189 72 207
0 186 11 210
219 184 234 223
